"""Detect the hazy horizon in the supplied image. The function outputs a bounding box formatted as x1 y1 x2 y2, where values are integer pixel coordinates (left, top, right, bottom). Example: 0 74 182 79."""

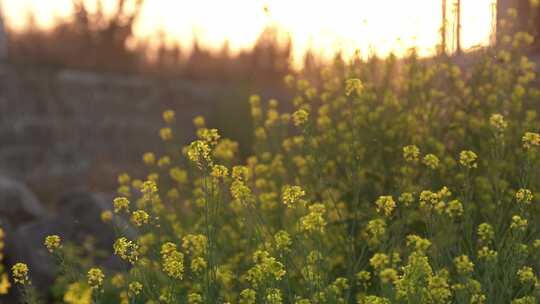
2 0 496 64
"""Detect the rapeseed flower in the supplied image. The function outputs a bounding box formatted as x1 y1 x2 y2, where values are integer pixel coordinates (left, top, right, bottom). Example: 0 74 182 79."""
522 132 540 149
282 185 305 207
459 150 478 168
11 263 29 285
162 110 175 124
515 188 533 205
403 145 420 163
87 268 104 290
375 195 396 216
454 255 474 275
292 109 309 126
44 235 62 253
113 197 130 213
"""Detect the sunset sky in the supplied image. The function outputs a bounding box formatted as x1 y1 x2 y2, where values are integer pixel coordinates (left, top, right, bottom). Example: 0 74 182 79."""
2 0 497 64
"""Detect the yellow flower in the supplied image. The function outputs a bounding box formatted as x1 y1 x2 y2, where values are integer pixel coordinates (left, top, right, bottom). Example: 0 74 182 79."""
186 140 212 168
213 139 239 161
398 192 414 206
274 230 292 251
158 156 171 167
0 274 10 294
459 150 478 168
169 167 188 184
249 94 261 107
162 110 175 124
197 128 221 146
131 179 143 190
515 188 533 205
477 246 498 262
489 113 507 132
477 223 494 243
117 173 131 185
379 268 398 284
299 203 326 233
111 274 125 288
345 78 364 96
282 185 305 207
297 79 310 91
406 234 431 253
190 257 207 273
141 180 158 195
182 234 207 256
517 266 537 284
292 109 309 126
510 215 528 232
255 128 267 140
369 253 389 270
375 195 396 217
193 116 206 128
188 293 203 304
363 219 386 248
100 210 113 223
265 288 282 304
305 87 317 100
454 255 474 275
113 237 139 264
356 270 371 288
359 295 390 304
240 288 257 304
210 165 229 179
44 235 62 253
147 173 159 183
159 127 173 141
161 242 184 279
512 296 536 304
142 152 156 166
446 199 464 218
422 153 440 169
522 132 540 149
131 210 150 227
128 281 143 296
230 180 253 203
427 271 451 303
113 197 130 213
87 268 104 290
11 263 29 285
232 166 250 181
63 282 91 304
403 145 420 163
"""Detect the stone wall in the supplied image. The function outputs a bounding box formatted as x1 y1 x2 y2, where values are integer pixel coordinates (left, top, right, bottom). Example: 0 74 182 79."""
0 64 224 202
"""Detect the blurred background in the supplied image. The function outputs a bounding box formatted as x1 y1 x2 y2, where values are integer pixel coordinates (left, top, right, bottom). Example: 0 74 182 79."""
0 0 538 302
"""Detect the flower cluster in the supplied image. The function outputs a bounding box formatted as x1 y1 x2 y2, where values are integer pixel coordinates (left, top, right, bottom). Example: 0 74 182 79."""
161 242 185 280
33 37 540 303
44 235 62 253
87 268 105 290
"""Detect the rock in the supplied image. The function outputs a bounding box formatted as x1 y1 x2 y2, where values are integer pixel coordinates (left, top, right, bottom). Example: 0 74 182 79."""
57 191 116 249
56 191 135 247
0 174 47 227
5 219 64 291
4 191 132 299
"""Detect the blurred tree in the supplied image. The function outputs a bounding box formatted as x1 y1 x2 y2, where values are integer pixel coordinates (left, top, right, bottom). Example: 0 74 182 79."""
497 0 540 47
8 0 144 72
0 2 7 61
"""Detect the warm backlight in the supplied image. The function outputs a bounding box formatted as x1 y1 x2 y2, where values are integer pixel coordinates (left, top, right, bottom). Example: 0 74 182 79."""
3 0 496 64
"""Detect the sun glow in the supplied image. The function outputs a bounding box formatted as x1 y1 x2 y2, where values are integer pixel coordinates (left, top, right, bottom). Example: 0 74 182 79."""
3 0 496 64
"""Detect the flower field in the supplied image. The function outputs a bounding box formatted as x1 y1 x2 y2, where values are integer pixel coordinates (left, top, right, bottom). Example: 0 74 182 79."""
6 27 540 304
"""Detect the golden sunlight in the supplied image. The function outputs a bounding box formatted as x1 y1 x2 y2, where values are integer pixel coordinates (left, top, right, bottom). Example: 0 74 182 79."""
3 0 496 63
